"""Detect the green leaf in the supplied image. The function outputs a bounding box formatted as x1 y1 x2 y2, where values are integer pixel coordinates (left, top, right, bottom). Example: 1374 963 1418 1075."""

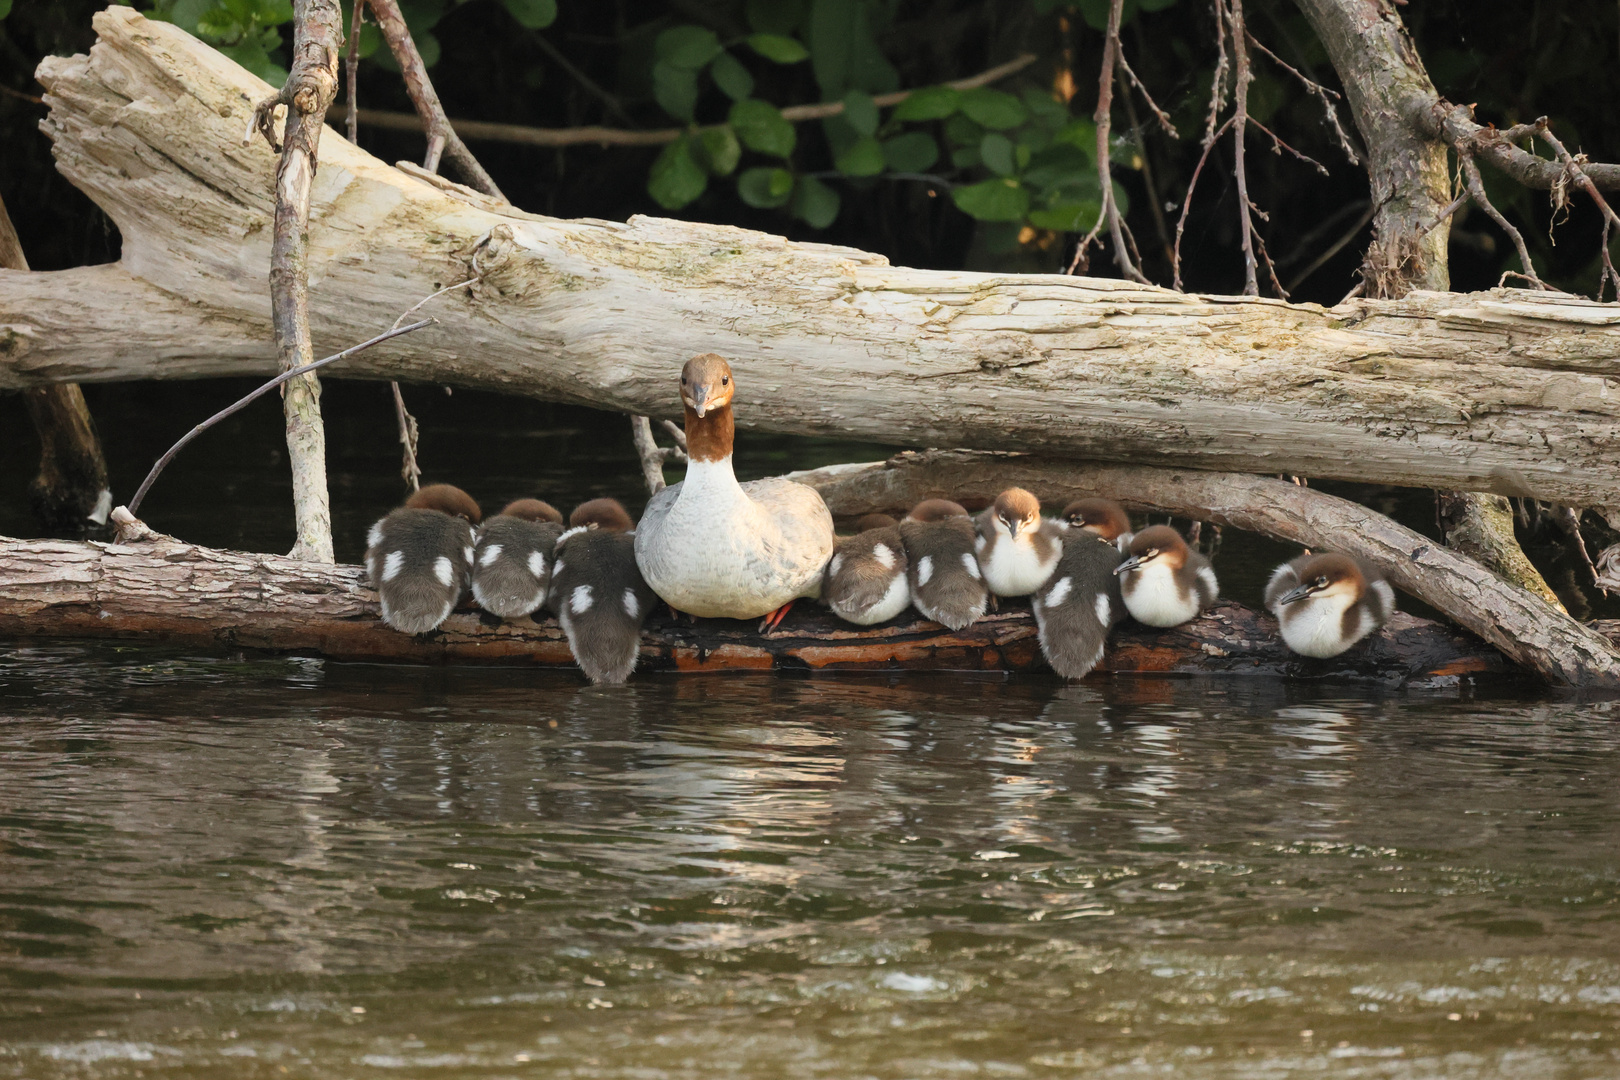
648 136 709 210
501 0 556 30
710 51 755 101
958 87 1027 130
951 178 1029 222
980 132 1016 177
892 85 959 121
737 166 795 208
656 25 723 69
882 132 938 173
792 174 841 228
808 0 856 97
1029 201 1103 232
746 0 804 35
1023 144 1094 189
697 125 741 176
746 33 810 63
218 39 285 83
841 89 879 137
950 145 981 169
943 113 985 147
1140 0 1178 11
834 135 885 177
1020 87 1070 129
729 98 796 157
653 61 699 122
0 0 11 17
1052 119 1099 157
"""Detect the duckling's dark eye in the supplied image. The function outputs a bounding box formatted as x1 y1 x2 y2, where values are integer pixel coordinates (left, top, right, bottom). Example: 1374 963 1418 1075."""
721 376 729 385
681 376 687 385
1315 576 1329 588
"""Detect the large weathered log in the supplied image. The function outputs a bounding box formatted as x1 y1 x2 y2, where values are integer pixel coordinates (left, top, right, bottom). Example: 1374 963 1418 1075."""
3 8 1619 510
0 535 1525 686
789 452 1620 689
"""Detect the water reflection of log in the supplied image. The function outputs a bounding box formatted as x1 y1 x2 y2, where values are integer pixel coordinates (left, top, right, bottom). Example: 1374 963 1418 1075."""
0 535 1560 686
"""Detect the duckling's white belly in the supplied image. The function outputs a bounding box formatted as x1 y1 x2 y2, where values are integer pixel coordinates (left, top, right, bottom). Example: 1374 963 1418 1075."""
981 536 1059 596
1121 562 1200 627
1279 597 1366 658
832 573 910 625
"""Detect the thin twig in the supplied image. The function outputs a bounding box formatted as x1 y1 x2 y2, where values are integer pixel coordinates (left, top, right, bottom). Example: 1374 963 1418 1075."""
659 418 688 450
1115 50 1176 138
1248 116 1328 175
1532 119 1620 299
390 381 421 493
1229 0 1259 296
1115 66 1174 266
1173 0 1232 292
345 0 363 144
1067 0 1149 283
1460 152 1550 289
126 320 434 517
325 54 1037 150
390 276 479 330
1173 115 1236 292
524 25 635 127
1285 200 1375 293
1245 30 1358 165
1549 505 1602 592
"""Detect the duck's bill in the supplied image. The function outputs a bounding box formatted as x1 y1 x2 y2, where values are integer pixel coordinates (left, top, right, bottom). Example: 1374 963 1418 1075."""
1275 583 1314 605
1114 554 1150 576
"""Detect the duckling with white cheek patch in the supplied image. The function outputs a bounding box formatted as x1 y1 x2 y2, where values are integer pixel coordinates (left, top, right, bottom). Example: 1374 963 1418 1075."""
899 499 988 631
365 483 482 635
548 498 657 685
1032 520 1124 679
823 513 910 626
1061 498 1134 552
1265 552 1395 658
472 498 564 619
1114 524 1217 628
976 487 1063 598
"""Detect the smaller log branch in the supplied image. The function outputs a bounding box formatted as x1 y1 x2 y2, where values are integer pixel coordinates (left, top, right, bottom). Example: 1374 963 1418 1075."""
787 452 1620 689
629 415 689 496
1067 0 1150 284
364 0 505 200
0 536 1524 686
1427 101 1620 194
245 0 344 564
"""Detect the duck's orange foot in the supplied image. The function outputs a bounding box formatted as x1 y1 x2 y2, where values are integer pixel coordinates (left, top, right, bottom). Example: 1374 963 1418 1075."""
758 601 795 634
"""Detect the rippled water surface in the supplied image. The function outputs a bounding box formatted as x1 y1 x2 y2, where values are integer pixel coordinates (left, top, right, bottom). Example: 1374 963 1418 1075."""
3 645 1619 1078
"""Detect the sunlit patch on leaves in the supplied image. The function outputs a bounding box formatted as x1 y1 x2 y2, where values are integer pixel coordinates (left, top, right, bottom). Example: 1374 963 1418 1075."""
696 125 741 177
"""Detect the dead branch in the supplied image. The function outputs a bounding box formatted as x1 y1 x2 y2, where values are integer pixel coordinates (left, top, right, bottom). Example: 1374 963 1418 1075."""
1285 200 1375 293
629 415 689 496
1115 51 1176 138
390 382 421 492
1245 30 1358 164
1459 152 1550 290
344 0 362 143
1229 0 1260 296
1067 0 1150 284
787 451 1620 689
1249 116 1328 175
364 0 504 200
244 0 346 563
1531 120 1620 299
1173 114 1235 291
1427 101 1620 194
325 54 1037 150
0 535 1522 685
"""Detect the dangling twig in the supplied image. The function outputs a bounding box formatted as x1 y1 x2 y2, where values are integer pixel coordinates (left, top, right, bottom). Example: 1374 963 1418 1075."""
1173 0 1232 291
1245 31 1358 165
1066 0 1150 284
390 382 421 492
1229 0 1260 296
1531 119 1620 300
1459 152 1551 290
345 0 364 144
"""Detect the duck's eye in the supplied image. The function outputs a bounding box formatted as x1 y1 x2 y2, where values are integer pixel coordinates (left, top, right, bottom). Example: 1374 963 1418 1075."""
721 376 729 385
681 376 687 385
1315 576 1329 588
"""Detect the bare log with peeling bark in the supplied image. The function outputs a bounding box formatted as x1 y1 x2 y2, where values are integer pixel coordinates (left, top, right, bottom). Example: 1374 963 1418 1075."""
788 452 1620 689
0 535 1532 686
3 8 1619 513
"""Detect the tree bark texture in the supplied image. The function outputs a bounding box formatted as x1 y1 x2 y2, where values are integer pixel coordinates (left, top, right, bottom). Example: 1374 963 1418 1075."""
1 192 110 535
1292 0 1453 294
257 0 343 563
0 535 1526 686
6 9 1620 514
787 452 1620 689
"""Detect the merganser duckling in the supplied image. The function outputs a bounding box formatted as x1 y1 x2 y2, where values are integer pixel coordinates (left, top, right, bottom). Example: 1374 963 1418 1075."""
976 487 1063 597
471 498 565 619
1265 552 1395 658
1113 524 1217 627
1061 498 1134 551
1032 525 1124 679
548 498 657 685
635 354 834 630
898 499 988 631
823 513 910 626
365 483 481 634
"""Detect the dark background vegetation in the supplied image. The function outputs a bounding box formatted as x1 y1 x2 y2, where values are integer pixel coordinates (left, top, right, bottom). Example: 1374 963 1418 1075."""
0 0 1616 617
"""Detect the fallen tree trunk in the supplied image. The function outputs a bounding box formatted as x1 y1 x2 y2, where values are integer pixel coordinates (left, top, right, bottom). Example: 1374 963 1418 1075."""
790 452 1620 689
0 535 1530 686
4 8 1619 511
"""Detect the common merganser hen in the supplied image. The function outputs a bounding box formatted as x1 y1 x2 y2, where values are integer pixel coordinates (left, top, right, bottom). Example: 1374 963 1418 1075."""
899 499 988 631
1061 498 1134 551
1032 525 1124 679
823 513 910 626
635 354 834 630
1265 552 1395 658
549 498 656 685
976 487 1063 597
471 498 564 619
1113 524 1217 627
365 483 481 635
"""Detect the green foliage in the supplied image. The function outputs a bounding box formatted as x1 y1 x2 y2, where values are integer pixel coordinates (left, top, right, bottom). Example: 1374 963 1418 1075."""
841 89 879 136
652 61 699 121
730 99 796 157
0 0 11 18
892 86 960 122
656 25 723 69
746 0 804 35
500 0 555 30
747 33 810 64
881 132 938 172
737 166 794 208
834 135 885 176
648 135 708 209
791 174 840 227
146 0 292 82
696 125 741 176
710 52 755 101
953 178 1029 222
958 88 1027 130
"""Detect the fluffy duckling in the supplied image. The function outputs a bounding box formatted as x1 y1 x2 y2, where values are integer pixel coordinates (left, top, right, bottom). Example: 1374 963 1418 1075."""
976 487 1063 597
1113 524 1217 628
472 498 565 619
366 483 481 634
823 513 910 626
1265 552 1395 658
548 498 657 685
1061 498 1134 551
899 499 988 631
1032 522 1124 679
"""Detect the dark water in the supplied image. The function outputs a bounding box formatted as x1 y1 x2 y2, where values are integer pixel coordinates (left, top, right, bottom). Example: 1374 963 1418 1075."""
3 646 1620 1078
